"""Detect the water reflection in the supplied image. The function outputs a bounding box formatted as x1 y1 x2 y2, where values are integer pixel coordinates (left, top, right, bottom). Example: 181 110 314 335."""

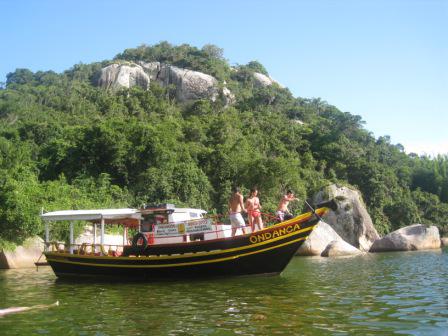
1 249 447 335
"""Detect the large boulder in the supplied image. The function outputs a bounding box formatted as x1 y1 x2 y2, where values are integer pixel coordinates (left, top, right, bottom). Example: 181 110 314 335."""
97 63 150 90
158 65 219 102
75 225 125 246
0 237 45 269
370 224 441 252
313 184 380 251
296 221 346 256
138 61 162 80
321 240 363 257
252 72 283 88
222 83 236 106
99 62 235 106
253 72 276 87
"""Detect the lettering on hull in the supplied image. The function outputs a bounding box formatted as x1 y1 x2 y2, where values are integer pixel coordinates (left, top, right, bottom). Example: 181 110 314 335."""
249 223 302 244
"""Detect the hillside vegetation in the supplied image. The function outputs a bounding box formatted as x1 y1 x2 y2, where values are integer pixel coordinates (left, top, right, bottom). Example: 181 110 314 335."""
1 42 447 245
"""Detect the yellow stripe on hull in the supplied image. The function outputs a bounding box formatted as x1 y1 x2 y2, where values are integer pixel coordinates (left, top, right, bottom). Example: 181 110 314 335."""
46 224 315 261
46 236 308 269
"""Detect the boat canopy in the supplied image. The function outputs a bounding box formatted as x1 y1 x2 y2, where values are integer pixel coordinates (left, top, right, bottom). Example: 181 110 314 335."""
41 208 141 225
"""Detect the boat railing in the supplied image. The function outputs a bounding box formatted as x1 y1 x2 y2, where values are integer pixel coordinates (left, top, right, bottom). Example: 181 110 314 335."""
206 212 279 228
45 212 281 256
149 212 279 242
45 242 125 256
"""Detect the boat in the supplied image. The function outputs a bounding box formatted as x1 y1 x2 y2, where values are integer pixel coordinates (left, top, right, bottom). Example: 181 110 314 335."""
41 201 336 280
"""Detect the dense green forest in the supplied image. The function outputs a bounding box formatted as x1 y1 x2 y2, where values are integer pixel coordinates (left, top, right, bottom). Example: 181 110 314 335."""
1 42 447 246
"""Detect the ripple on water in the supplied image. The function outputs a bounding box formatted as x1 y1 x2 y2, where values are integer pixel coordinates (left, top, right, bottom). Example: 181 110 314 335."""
1 249 447 335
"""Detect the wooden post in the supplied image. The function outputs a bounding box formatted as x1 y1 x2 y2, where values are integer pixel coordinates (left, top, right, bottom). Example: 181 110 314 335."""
100 216 105 255
69 221 74 254
45 221 50 252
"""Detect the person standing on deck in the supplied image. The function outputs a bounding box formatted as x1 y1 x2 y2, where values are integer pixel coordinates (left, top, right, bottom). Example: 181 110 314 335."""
246 188 263 232
228 186 247 236
276 190 299 222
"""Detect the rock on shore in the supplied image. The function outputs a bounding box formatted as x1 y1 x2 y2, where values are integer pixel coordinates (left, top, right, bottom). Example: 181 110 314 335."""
321 240 363 257
313 184 380 251
296 221 362 257
370 224 441 252
297 221 342 256
75 225 125 246
0 237 45 269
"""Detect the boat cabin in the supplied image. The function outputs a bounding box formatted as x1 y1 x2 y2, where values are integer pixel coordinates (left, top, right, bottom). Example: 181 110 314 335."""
40 204 232 256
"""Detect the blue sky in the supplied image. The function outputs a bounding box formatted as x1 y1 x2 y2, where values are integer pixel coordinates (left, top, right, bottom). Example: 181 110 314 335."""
1 0 447 155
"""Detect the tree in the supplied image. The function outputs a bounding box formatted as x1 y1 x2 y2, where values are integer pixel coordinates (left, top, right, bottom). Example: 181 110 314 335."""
201 44 224 60
246 61 268 75
6 68 35 86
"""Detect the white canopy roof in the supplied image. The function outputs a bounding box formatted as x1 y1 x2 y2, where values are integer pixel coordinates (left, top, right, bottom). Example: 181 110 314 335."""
173 208 207 214
41 208 141 222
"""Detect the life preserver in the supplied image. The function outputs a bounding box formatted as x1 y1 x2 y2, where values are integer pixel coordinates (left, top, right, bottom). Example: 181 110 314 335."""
132 233 148 255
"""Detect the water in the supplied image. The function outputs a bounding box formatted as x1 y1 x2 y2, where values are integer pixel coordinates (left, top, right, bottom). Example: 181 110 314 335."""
1 249 447 336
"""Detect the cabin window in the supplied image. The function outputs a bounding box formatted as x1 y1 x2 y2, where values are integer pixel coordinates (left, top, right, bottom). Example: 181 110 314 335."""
141 223 152 232
141 214 156 232
141 213 168 232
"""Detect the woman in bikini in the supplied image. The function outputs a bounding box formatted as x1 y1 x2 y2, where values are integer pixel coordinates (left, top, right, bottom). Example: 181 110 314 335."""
246 188 263 232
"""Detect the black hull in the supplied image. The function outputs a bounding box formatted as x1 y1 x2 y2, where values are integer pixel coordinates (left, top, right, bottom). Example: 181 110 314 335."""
45 209 325 281
49 240 304 280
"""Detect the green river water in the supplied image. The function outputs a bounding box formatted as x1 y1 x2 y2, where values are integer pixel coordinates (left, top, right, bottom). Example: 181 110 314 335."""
1 249 447 335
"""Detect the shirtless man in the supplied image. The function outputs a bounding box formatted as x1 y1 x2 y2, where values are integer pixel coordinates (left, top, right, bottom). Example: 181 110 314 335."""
246 188 263 232
276 190 299 222
228 186 247 236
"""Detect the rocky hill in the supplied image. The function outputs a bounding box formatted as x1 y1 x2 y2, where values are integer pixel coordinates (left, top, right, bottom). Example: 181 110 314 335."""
1 41 447 246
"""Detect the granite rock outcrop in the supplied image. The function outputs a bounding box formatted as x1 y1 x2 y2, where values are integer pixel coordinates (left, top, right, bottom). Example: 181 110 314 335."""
98 63 150 90
0 237 45 269
370 224 441 252
313 184 380 252
98 61 235 105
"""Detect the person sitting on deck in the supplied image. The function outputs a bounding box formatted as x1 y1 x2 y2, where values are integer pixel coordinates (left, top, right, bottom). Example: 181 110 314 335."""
276 190 299 222
228 186 247 236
